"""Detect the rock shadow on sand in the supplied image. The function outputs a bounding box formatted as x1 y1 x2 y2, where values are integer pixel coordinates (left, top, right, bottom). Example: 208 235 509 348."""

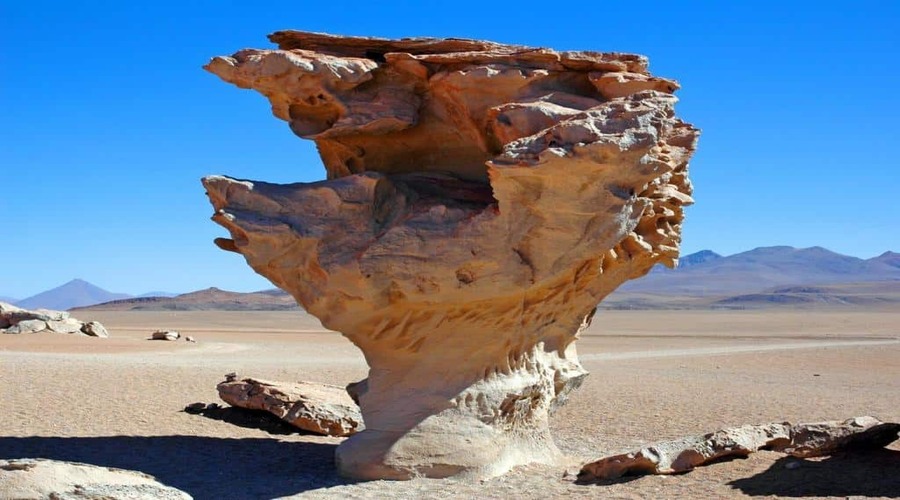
728 449 900 497
184 403 304 436
0 435 347 499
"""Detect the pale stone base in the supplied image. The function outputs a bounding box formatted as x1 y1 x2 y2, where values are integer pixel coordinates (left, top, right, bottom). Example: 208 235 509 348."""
336 344 587 480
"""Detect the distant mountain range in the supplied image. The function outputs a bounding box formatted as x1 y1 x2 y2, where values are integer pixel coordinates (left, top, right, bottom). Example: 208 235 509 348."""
616 246 900 295
605 246 900 309
7 279 177 311
74 287 298 312
8 246 900 311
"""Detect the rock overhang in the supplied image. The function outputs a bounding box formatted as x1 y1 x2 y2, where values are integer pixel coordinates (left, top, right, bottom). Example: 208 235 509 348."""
204 31 686 186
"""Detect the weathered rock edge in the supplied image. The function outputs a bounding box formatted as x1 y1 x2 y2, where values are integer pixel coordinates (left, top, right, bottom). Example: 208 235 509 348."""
203 31 698 479
0 458 191 499
577 416 900 482
217 376 363 436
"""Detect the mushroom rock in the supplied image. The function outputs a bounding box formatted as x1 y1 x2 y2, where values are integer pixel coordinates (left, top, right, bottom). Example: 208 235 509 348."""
202 31 699 480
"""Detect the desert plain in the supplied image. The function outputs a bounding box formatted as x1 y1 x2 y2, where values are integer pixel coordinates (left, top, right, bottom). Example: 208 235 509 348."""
1 307 898 499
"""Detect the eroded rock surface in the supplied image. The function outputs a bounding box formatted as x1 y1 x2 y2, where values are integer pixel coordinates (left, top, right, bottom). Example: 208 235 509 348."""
578 416 900 481
0 458 191 499
217 376 363 436
203 31 698 479
0 302 108 338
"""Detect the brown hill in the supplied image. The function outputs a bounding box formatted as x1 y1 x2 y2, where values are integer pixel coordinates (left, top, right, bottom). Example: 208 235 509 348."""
74 287 299 312
602 281 900 310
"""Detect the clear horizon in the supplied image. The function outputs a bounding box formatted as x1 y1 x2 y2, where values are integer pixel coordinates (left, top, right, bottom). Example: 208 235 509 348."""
3 1 898 298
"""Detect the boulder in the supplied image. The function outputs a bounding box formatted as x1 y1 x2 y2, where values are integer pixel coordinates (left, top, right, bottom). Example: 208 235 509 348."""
0 301 22 328
217 376 363 436
5 308 69 324
1 303 105 338
150 330 180 341
81 321 109 338
5 319 48 334
784 416 900 457
48 319 86 334
577 416 900 481
0 301 21 313
204 31 698 479
0 458 191 499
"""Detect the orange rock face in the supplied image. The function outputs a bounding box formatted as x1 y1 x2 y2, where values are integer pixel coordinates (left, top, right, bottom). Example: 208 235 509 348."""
203 31 699 480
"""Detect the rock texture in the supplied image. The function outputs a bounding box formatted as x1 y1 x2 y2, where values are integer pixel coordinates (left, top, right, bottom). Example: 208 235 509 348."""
578 416 900 481
217 376 363 436
0 458 191 499
0 302 108 338
203 31 698 479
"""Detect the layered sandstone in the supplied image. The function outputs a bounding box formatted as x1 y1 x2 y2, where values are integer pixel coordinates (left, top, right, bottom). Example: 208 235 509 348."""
203 31 698 479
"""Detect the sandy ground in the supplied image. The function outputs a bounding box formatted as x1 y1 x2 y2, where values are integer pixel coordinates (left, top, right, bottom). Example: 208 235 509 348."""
1 309 898 499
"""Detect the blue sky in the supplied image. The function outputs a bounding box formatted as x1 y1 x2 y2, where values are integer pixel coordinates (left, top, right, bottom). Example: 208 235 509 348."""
2 1 898 298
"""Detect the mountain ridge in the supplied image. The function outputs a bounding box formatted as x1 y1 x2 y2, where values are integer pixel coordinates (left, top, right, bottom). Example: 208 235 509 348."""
619 246 900 295
10 280 178 310
15 279 133 310
15 246 900 312
73 286 299 312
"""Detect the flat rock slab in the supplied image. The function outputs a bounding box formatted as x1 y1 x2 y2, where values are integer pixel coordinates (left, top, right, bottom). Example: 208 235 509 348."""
578 416 900 482
0 458 191 499
217 376 363 436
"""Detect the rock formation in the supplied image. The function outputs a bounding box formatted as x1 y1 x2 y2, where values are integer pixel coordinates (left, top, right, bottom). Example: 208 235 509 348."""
150 330 181 341
203 31 698 479
0 302 109 337
0 458 191 499
217 376 363 436
578 416 900 481
80 321 109 338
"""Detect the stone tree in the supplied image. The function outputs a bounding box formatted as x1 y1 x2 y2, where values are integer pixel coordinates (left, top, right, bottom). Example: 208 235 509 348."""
202 31 698 480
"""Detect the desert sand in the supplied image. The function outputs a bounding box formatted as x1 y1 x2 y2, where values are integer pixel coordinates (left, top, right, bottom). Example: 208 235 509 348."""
1 309 898 499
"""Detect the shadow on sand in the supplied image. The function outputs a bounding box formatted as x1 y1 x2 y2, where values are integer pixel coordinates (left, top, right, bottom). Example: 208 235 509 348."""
0 435 348 499
728 448 900 497
184 403 302 435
